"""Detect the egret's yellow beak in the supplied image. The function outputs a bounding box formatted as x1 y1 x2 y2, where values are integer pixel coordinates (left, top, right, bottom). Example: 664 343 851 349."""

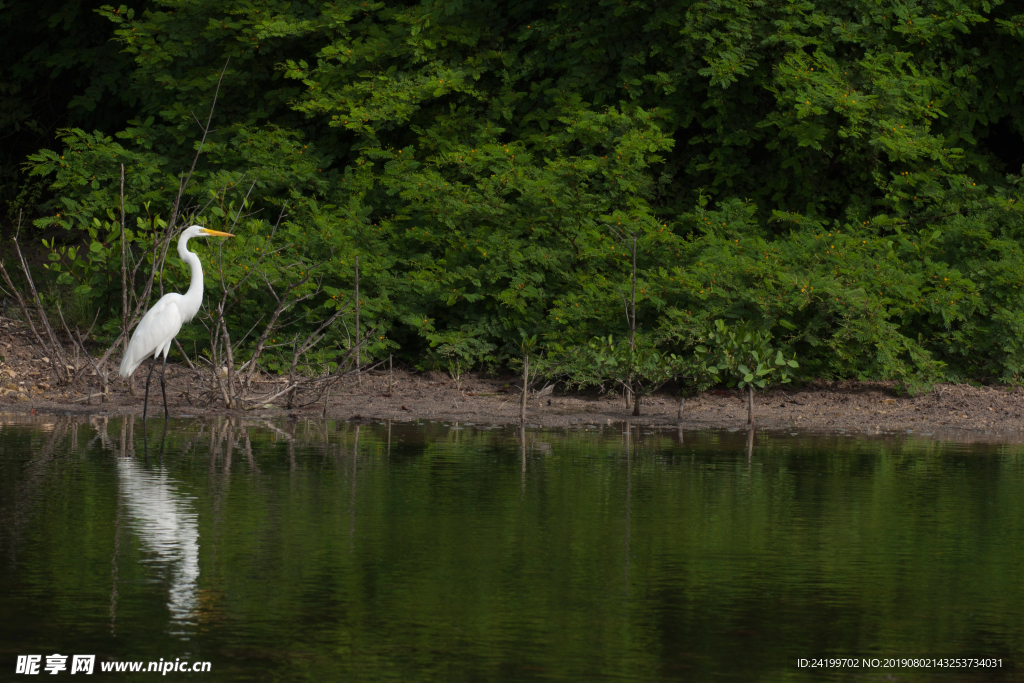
199 228 235 237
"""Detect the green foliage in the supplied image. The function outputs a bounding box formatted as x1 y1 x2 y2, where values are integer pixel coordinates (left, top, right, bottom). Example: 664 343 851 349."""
697 320 798 392
9 0 1024 385
42 211 166 298
424 326 497 386
559 334 683 400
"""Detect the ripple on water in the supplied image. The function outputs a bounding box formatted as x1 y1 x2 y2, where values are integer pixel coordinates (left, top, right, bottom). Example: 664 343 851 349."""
0 417 1022 680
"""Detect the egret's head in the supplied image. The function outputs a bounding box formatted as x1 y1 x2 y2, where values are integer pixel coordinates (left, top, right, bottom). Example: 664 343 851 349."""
183 225 234 239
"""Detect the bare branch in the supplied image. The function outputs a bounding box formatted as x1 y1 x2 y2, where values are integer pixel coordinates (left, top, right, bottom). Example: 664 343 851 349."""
172 57 230 229
2 219 69 383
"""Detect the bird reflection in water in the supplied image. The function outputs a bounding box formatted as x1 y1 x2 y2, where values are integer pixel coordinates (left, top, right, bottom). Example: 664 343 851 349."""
116 423 200 635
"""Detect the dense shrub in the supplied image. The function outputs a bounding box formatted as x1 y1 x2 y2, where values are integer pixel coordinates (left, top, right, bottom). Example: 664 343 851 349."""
5 0 1024 385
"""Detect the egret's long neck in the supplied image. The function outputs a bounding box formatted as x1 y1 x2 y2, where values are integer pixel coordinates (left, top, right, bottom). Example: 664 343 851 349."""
178 233 204 322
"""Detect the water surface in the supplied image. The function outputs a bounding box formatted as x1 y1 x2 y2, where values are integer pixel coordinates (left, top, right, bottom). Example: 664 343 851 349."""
2 416 1023 681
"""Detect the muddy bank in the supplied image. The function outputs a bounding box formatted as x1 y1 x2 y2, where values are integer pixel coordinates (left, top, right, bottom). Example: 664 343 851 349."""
3 317 1024 442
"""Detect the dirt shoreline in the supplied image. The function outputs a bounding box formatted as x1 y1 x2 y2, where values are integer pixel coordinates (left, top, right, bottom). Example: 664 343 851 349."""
4 318 1024 443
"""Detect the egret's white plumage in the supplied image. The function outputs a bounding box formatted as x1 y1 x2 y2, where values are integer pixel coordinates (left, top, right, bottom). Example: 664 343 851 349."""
119 294 187 378
119 225 233 416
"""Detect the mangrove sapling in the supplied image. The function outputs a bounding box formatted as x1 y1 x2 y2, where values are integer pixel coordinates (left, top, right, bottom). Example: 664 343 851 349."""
521 352 529 423
562 334 687 416
700 319 799 425
426 328 497 391
522 341 580 409
623 230 638 411
603 203 674 413
608 224 644 413
355 255 360 386
519 334 537 425
673 347 725 422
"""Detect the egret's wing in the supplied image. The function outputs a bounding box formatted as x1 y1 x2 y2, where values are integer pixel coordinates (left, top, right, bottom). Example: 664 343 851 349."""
119 296 185 378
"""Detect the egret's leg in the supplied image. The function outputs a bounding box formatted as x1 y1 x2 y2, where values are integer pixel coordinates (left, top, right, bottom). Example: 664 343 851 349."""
143 355 157 420
160 353 169 419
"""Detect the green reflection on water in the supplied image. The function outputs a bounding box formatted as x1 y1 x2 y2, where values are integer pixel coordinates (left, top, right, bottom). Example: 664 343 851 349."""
2 416 1024 681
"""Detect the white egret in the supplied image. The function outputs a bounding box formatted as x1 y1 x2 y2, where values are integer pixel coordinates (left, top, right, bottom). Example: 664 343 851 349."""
119 225 234 418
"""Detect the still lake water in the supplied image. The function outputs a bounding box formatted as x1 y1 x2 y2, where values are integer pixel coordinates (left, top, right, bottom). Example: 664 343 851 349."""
2 415 1024 681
